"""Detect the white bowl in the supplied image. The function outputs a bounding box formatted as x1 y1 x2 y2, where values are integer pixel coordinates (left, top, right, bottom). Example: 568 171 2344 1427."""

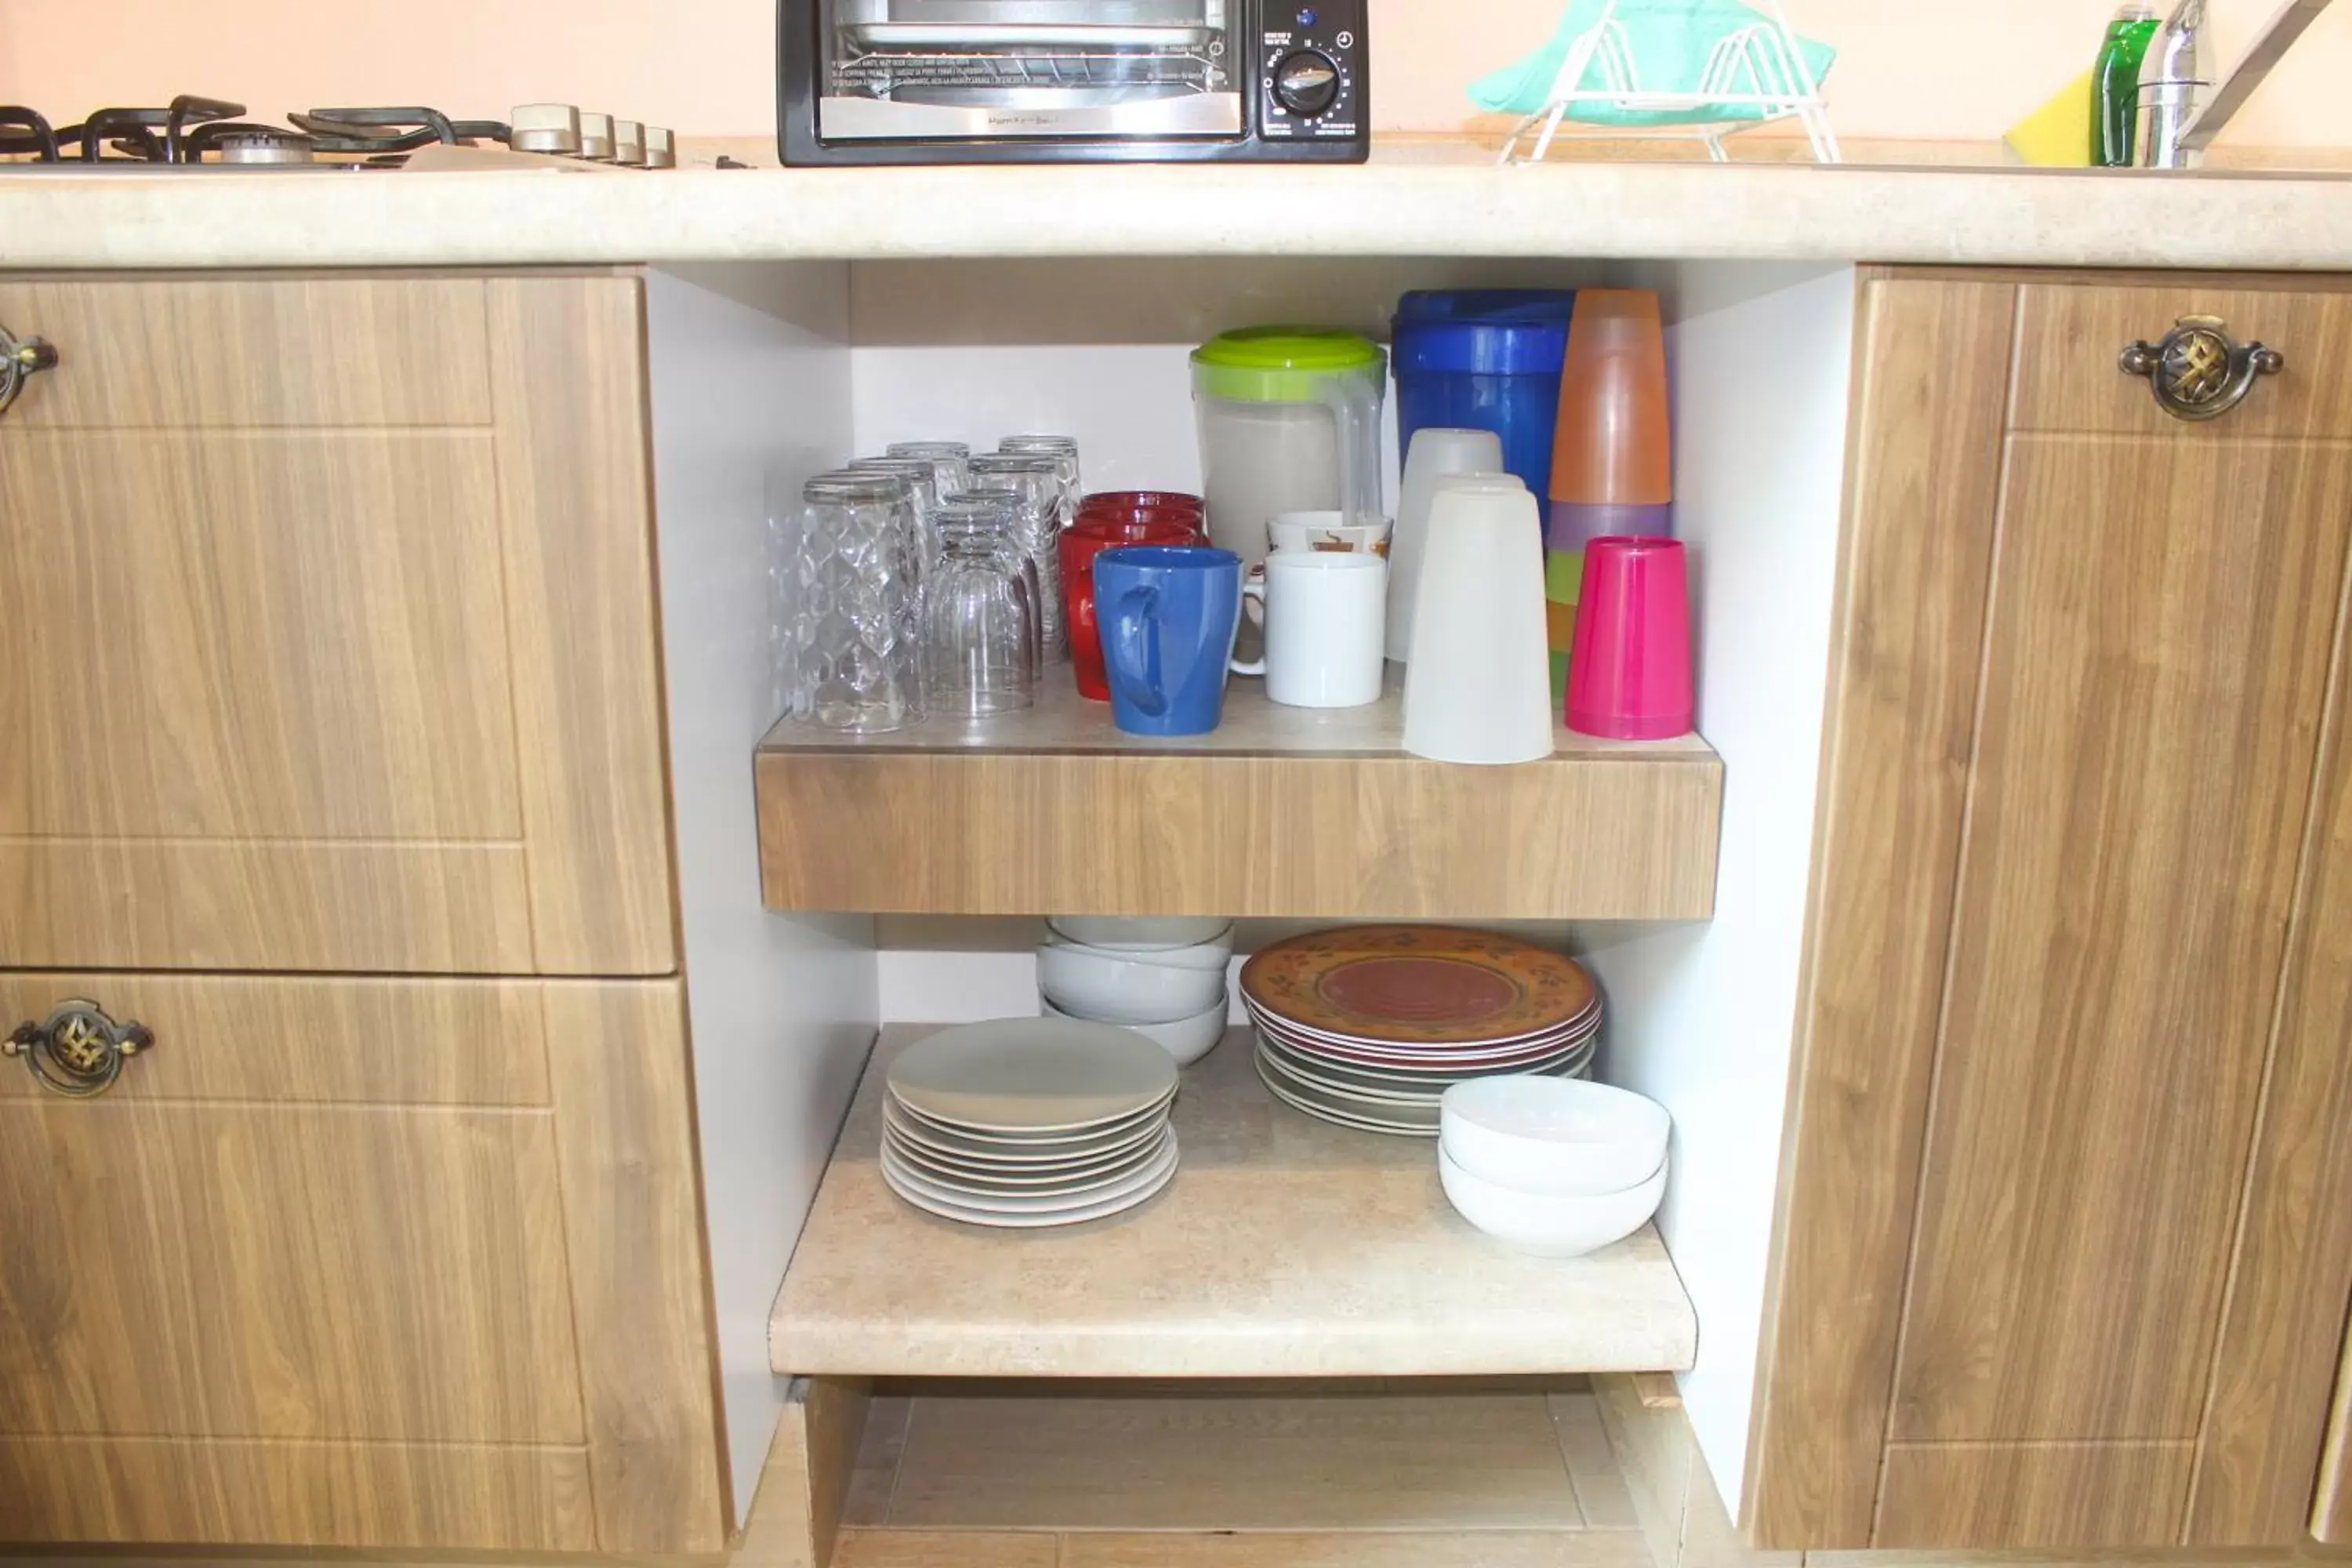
1047 916 1232 952
1439 1076 1670 1197
1438 1145 1667 1258
1038 941 1229 1024
1044 993 1229 1066
1047 929 1234 975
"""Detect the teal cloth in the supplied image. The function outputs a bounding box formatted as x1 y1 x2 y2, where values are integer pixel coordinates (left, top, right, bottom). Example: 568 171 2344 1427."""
1470 0 1835 126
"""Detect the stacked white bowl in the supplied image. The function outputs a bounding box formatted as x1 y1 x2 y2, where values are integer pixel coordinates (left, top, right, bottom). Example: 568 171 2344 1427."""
1037 916 1234 1066
1437 1077 1671 1258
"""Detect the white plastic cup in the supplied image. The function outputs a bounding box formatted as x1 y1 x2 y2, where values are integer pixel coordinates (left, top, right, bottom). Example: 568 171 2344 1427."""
1390 429 1506 662
1231 550 1388 710
1403 477 1554 765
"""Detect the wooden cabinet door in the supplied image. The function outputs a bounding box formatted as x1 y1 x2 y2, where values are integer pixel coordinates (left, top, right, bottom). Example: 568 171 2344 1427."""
1755 273 2352 1553
0 276 673 975
0 972 724 1553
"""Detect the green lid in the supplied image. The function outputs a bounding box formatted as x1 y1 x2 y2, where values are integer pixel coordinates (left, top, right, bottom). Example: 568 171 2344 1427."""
1191 326 1387 403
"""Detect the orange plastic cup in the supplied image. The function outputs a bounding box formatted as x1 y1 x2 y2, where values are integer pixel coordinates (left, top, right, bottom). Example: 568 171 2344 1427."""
1547 289 1672 511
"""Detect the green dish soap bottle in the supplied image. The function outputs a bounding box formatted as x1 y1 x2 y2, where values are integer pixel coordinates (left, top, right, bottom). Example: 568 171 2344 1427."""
2094 2 2161 166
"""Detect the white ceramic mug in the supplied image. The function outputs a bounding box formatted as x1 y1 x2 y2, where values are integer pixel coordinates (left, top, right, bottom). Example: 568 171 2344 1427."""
1267 510 1393 558
1403 477 1554 764
1230 550 1388 710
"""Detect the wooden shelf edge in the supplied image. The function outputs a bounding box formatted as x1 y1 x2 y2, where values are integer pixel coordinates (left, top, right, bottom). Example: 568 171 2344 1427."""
754 742 1722 920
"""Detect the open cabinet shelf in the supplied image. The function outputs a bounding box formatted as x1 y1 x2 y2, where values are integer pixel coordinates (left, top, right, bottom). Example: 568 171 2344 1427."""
755 677 1722 920
769 1026 1698 1381
829 1381 1655 1567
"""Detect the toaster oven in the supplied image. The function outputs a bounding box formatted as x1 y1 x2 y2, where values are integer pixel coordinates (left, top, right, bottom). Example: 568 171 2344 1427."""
779 0 1367 164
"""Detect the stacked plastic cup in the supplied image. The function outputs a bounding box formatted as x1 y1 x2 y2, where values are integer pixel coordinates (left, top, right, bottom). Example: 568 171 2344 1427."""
1545 290 1673 700
1566 537 1693 742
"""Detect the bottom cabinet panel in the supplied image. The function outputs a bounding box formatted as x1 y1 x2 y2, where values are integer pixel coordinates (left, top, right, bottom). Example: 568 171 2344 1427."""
1875 1442 2196 1550
0 1435 597 1551
0 971 723 1554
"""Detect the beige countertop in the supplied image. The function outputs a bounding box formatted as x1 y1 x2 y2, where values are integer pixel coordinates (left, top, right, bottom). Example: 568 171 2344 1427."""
768 1025 1698 1380
5 147 2351 270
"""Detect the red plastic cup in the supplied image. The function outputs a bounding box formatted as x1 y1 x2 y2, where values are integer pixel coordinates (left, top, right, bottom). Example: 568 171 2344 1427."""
1062 519 1204 700
1077 491 1207 533
1567 536 1692 740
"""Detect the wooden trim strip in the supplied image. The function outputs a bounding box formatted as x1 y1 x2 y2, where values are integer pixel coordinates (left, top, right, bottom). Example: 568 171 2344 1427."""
1743 275 2020 1550
2190 441 2352 1544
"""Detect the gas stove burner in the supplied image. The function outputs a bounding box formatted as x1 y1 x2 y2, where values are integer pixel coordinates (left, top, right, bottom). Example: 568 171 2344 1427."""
0 95 680 170
5 94 249 163
193 127 318 166
0 107 60 162
290 106 511 155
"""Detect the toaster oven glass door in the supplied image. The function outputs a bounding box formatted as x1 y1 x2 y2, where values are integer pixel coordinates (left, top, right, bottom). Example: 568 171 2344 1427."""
818 0 1243 139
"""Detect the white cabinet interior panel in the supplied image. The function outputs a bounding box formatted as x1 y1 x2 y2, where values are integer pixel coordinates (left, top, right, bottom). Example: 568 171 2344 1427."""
647 263 880 1527
1570 260 1857 1525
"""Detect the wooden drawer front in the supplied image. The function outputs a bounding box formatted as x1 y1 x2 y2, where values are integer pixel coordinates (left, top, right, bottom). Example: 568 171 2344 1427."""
0 275 674 975
2013 283 2352 437
0 972 724 1554
0 278 492 428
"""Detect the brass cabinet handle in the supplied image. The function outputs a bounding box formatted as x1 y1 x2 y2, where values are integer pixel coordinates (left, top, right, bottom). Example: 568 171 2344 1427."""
4 1000 153 1098
2120 315 2284 423
0 321 57 419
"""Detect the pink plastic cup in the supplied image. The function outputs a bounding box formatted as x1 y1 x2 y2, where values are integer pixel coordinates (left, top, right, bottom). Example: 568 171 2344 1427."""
1567 536 1692 741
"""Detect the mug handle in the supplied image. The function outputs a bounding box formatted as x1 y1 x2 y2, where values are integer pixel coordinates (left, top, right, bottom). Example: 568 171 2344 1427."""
1229 577 1268 677
1107 586 1168 718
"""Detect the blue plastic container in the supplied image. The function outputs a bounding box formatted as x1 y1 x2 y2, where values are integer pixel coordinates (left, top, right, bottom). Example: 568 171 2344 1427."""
1391 290 1577 502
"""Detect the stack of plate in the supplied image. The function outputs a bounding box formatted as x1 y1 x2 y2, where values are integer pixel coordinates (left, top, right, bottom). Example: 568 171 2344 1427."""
1240 925 1601 1137
881 1018 1181 1227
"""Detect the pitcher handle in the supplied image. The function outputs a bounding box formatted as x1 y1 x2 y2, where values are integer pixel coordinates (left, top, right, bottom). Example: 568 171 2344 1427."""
1320 370 1384 528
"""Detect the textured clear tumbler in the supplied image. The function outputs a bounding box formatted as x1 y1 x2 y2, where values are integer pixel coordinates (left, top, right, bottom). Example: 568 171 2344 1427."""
786 470 927 733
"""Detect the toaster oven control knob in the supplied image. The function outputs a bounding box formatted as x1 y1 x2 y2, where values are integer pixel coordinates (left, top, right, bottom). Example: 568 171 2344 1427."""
1272 49 1342 118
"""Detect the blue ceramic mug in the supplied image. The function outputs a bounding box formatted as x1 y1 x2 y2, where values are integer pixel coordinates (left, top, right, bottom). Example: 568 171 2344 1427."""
1094 546 1245 737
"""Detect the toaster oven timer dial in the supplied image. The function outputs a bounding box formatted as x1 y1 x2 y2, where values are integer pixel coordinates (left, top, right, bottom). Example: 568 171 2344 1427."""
1272 48 1342 118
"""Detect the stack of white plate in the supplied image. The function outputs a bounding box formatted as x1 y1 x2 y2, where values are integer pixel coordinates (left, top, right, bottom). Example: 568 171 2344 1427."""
1240 926 1602 1138
881 1018 1181 1228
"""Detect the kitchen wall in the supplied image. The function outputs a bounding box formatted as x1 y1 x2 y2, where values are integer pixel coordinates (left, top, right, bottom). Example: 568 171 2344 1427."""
4 0 2347 151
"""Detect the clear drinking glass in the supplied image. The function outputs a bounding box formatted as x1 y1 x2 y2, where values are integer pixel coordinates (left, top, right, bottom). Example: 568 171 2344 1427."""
999 434 1083 522
885 441 971 503
766 463 804 720
927 497 1040 718
787 470 927 733
943 487 1045 669
848 456 944 568
967 453 1069 659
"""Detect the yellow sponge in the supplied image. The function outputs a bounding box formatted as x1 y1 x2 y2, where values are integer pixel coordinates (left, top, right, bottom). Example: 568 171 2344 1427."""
2005 70 2095 168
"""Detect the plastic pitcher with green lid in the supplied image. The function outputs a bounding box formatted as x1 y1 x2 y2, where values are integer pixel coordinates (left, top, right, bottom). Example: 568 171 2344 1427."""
1190 327 1387 572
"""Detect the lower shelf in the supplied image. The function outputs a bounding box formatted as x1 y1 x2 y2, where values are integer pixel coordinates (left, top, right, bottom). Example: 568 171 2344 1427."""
859 1382 1623 1531
769 1026 1697 1380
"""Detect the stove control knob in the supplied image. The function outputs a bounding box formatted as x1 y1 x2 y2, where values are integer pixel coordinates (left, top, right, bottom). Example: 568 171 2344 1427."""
510 103 583 156
577 111 616 162
1272 49 1341 118
612 119 647 167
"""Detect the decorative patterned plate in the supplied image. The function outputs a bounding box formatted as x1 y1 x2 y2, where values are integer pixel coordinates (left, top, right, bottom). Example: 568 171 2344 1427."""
1239 926 1597 1047
1246 1000 1599 1068
1244 990 1601 1051
1254 1038 1589 1107
1253 1026 1595 1094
